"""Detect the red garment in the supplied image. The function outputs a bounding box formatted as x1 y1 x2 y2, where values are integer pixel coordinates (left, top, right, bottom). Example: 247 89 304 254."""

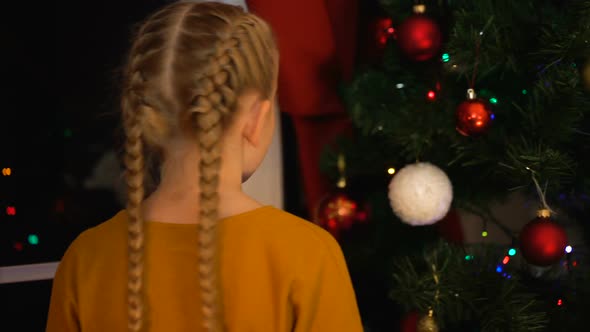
247 0 358 117
246 0 358 216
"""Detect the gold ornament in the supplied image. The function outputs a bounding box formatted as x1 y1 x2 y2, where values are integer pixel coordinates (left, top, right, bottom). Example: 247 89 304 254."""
417 309 439 332
583 59 590 91
537 208 551 218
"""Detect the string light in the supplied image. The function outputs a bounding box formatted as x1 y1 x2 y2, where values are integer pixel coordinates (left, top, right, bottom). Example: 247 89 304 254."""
489 97 498 104
465 255 473 260
28 234 39 245
387 167 396 175
521 89 528 95
565 245 573 253
502 256 510 264
427 90 436 100
557 299 563 306
481 231 488 237
508 248 517 256
2 167 11 176
6 206 16 216
327 219 337 230
496 265 503 273
378 18 394 46
13 242 23 251
356 210 368 222
441 53 450 62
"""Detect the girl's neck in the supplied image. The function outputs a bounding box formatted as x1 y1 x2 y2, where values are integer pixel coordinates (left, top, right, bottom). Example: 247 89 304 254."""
142 186 263 225
141 150 263 224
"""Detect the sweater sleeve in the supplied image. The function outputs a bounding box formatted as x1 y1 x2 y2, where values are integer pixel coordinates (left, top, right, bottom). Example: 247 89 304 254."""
291 230 363 332
46 239 81 332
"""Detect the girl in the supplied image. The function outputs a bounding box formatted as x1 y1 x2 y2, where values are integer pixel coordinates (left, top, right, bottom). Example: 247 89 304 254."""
46 1 363 332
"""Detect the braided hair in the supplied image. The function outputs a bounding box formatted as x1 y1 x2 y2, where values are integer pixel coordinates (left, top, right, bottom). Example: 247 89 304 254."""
120 2 277 331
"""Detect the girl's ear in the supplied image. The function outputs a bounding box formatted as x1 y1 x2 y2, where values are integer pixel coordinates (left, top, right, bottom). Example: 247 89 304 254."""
242 98 272 147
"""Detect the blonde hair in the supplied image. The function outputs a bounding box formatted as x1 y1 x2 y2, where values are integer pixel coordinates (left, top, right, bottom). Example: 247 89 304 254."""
120 2 277 331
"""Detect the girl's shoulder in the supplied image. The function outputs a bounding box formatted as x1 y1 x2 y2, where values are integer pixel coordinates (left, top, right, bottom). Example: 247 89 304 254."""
223 205 342 259
53 210 127 281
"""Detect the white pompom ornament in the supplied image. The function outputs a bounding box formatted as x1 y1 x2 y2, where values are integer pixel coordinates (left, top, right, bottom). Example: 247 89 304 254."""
388 162 453 226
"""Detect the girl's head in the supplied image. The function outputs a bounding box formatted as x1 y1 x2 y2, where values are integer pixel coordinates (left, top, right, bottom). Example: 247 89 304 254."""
120 1 278 331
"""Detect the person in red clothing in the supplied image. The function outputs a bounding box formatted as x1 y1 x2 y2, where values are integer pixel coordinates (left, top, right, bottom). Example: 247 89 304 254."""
246 0 359 216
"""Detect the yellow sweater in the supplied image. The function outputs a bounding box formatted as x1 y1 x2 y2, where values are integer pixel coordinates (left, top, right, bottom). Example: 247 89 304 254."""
46 206 363 332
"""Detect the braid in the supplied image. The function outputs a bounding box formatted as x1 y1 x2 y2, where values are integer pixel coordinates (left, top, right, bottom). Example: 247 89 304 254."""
122 93 146 332
121 12 182 330
188 12 276 332
123 34 158 330
195 108 223 332
191 40 238 332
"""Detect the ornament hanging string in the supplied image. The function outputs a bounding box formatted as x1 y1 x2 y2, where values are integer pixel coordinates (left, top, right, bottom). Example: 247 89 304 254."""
467 37 481 89
428 260 440 320
432 262 440 303
337 153 347 189
526 167 556 215
466 17 494 89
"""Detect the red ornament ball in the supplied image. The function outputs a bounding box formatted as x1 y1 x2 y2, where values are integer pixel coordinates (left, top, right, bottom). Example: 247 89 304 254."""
396 14 442 61
456 98 494 136
315 191 368 238
519 210 568 266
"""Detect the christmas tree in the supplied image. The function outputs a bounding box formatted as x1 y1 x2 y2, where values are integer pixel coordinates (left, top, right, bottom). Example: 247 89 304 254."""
317 0 590 331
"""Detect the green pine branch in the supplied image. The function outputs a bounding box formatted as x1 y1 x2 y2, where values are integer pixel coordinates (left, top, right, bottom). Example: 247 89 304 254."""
328 1 590 329
338 0 590 203
389 241 549 332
